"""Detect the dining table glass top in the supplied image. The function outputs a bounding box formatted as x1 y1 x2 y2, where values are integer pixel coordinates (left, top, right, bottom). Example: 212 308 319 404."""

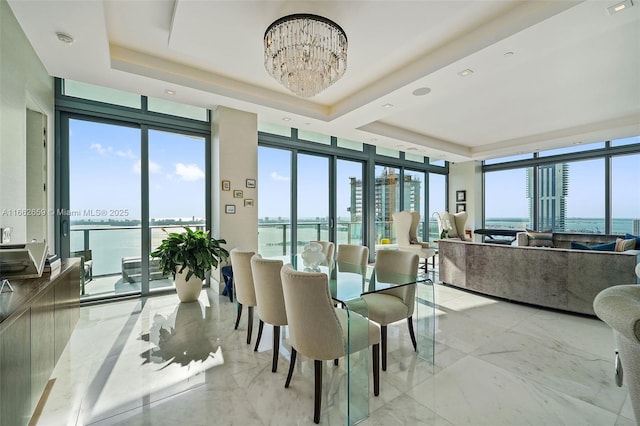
282 254 431 303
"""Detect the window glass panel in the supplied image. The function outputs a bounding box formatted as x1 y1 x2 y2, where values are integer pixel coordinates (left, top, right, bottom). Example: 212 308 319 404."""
374 165 400 248
258 147 292 256
428 173 446 243
147 97 208 121
538 142 605 157
611 135 640 147
484 168 531 231
405 152 425 163
258 122 292 137
429 158 446 166
63 80 141 109
612 154 640 234
148 130 206 294
337 159 363 246
484 153 533 165
337 137 363 151
376 147 400 158
69 119 141 298
297 129 331 145
404 170 425 239
543 159 604 233
297 154 329 248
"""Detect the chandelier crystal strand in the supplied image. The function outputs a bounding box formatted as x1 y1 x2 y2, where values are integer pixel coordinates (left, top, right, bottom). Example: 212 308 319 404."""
264 14 347 97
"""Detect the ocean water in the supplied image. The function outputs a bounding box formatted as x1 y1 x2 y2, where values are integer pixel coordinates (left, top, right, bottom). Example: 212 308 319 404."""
72 218 637 276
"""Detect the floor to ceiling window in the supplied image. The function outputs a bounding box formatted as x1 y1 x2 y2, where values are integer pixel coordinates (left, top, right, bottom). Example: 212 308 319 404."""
297 154 329 248
57 79 210 301
69 119 142 298
148 129 206 294
336 159 364 246
483 139 640 234
257 146 292 256
428 173 446 243
374 165 400 246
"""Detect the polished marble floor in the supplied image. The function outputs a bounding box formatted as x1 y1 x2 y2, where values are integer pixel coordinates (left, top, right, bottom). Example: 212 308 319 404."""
36 272 636 425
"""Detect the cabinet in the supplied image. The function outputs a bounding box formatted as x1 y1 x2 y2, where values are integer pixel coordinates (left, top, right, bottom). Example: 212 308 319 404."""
0 259 80 426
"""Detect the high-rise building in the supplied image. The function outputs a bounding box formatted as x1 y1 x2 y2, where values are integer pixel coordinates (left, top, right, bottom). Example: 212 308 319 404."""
527 164 569 231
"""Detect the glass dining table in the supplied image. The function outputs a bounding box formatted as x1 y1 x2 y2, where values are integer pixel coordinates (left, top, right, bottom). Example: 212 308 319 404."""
272 254 435 425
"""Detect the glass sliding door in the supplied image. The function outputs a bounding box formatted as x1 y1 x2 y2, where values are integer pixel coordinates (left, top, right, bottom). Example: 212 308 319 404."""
612 154 640 234
374 165 400 248
258 147 292 256
336 159 364 246
485 168 531 231
68 118 141 299
148 129 206 294
404 169 425 238
428 173 446 243
297 154 329 250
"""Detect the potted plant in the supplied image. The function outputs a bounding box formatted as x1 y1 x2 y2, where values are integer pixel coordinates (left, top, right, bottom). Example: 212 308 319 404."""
151 227 229 303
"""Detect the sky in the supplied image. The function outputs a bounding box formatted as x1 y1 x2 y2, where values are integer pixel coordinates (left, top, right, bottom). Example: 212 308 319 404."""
69 118 639 223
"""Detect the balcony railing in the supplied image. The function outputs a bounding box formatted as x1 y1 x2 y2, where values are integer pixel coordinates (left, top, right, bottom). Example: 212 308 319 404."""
71 219 441 277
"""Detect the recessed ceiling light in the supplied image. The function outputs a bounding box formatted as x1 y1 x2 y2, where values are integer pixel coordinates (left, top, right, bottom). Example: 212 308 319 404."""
56 32 74 45
412 87 431 96
382 103 394 108
165 89 176 95
607 0 633 15
457 69 474 77
572 141 582 145
407 147 418 151
282 117 291 121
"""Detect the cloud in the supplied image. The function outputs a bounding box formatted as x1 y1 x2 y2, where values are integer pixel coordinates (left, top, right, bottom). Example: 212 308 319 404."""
90 143 110 155
270 171 289 181
133 160 161 174
175 163 204 181
116 149 136 159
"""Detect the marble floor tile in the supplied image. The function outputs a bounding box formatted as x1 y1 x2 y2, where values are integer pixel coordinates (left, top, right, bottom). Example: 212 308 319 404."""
36 284 637 426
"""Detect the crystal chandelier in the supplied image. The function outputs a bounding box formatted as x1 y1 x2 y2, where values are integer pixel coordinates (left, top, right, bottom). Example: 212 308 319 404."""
264 14 348 98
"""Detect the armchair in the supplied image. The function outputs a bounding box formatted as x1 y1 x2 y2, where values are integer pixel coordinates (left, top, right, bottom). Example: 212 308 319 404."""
392 211 436 269
434 211 472 241
71 249 93 295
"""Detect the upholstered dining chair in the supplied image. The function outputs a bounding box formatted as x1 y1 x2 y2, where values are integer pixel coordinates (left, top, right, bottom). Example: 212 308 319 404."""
250 254 287 372
361 249 419 371
336 244 369 266
392 211 436 270
229 248 257 345
310 240 335 262
280 264 380 424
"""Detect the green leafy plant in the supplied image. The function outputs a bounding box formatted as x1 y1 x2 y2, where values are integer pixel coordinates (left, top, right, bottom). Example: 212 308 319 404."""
151 227 229 281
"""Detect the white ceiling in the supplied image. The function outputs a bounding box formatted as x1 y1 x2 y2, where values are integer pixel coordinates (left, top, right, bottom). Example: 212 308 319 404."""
8 0 640 162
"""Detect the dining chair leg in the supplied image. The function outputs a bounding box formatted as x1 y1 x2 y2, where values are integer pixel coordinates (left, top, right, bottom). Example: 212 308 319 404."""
234 303 243 330
407 316 417 352
381 325 388 371
272 325 280 372
314 360 323 424
246 306 254 344
372 343 380 396
334 359 339 366
285 348 297 388
254 320 264 351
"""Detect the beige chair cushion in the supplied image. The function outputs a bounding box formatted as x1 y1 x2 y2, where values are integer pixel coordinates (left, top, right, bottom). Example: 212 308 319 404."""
230 248 257 306
337 244 369 266
361 293 410 325
251 254 287 326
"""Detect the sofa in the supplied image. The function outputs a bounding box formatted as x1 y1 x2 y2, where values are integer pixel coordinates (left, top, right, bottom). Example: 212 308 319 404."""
438 238 640 315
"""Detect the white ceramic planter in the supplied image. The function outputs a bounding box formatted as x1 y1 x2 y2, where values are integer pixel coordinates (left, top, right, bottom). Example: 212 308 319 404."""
174 267 203 303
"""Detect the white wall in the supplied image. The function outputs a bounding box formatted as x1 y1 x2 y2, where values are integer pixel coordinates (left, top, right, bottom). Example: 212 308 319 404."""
0 0 54 244
212 106 258 253
448 161 482 239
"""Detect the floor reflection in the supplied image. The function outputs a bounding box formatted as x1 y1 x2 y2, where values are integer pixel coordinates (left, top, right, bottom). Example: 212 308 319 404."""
140 300 222 369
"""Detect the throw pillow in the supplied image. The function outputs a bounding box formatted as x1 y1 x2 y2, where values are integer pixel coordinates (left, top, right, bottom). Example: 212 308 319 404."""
570 242 591 250
624 233 640 248
590 241 616 251
615 238 636 252
525 229 554 247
